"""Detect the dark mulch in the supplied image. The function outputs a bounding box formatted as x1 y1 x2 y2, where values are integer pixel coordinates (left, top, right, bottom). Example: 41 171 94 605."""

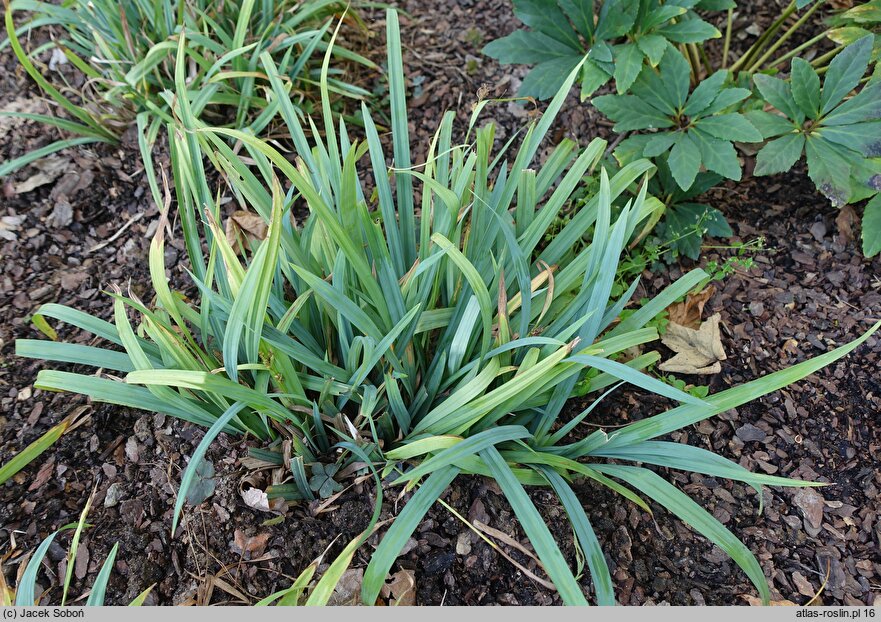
2 0 880 607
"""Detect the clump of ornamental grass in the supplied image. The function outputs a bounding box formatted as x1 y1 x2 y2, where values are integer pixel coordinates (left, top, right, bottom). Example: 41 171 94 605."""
0 0 373 186
17 10 880 605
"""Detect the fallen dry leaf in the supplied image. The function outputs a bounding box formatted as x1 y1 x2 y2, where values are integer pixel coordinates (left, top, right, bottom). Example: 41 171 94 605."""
380 569 416 606
742 595 797 606
792 571 816 598
835 205 856 244
0 215 25 241
225 210 267 247
241 487 271 512
15 157 69 195
232 529 271 558
27 458 55 491
328 568 363 606
74 542 89 580
667 285 716 329
0 97 45 134
659 313 727 375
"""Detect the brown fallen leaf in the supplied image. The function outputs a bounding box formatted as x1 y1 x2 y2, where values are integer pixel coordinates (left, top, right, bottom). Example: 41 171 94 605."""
835 205 856 244
327 568 363 606
225 210 267 248
0 215 25 241
15 157 69 195
792 571 816 598
741 595 797 606
240 487 271 512
659 313 727 375
232 530 271 558
380 569 416 606
666 285 716 329
27 458 55 491
74 542 89 580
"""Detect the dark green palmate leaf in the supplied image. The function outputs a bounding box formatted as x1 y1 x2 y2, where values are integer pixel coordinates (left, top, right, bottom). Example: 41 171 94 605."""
483 0 721 99
752 36 881 216
612 135 732 260
863 194 881 257
18 8 880 607
596 48 760 193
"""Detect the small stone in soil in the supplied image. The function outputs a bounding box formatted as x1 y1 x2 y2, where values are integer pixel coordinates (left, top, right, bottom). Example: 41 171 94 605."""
793 488 825 529
104 482 125 508
735 423 766 443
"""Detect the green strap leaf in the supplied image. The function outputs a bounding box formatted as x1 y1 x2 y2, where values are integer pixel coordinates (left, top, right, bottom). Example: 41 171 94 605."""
86 543 119 605
172 402 248 536
593 464 770 604
0 415 75 485
393 426 530 486
16 340 135 373
385 9 416 266
592 320 880 452
481 446 588 605
15 530 59 605
539 466 616 605
362 466 459 604
566 354 708 406
594 440 822 497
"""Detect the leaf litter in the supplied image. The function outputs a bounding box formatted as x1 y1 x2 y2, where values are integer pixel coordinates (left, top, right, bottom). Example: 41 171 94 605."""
659 312 727 375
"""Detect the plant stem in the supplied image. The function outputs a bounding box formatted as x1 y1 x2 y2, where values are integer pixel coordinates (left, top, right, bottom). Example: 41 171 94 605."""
811 44 844 69
747 0 826 74
698 44 712 75
730 0 797 73
721 7 733 69
766 30 829 69
815 57 863 77
688 43 705 79
680 43 698 85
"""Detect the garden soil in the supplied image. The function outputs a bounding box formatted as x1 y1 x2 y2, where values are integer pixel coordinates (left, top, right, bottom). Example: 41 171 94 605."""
1 0 880 606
